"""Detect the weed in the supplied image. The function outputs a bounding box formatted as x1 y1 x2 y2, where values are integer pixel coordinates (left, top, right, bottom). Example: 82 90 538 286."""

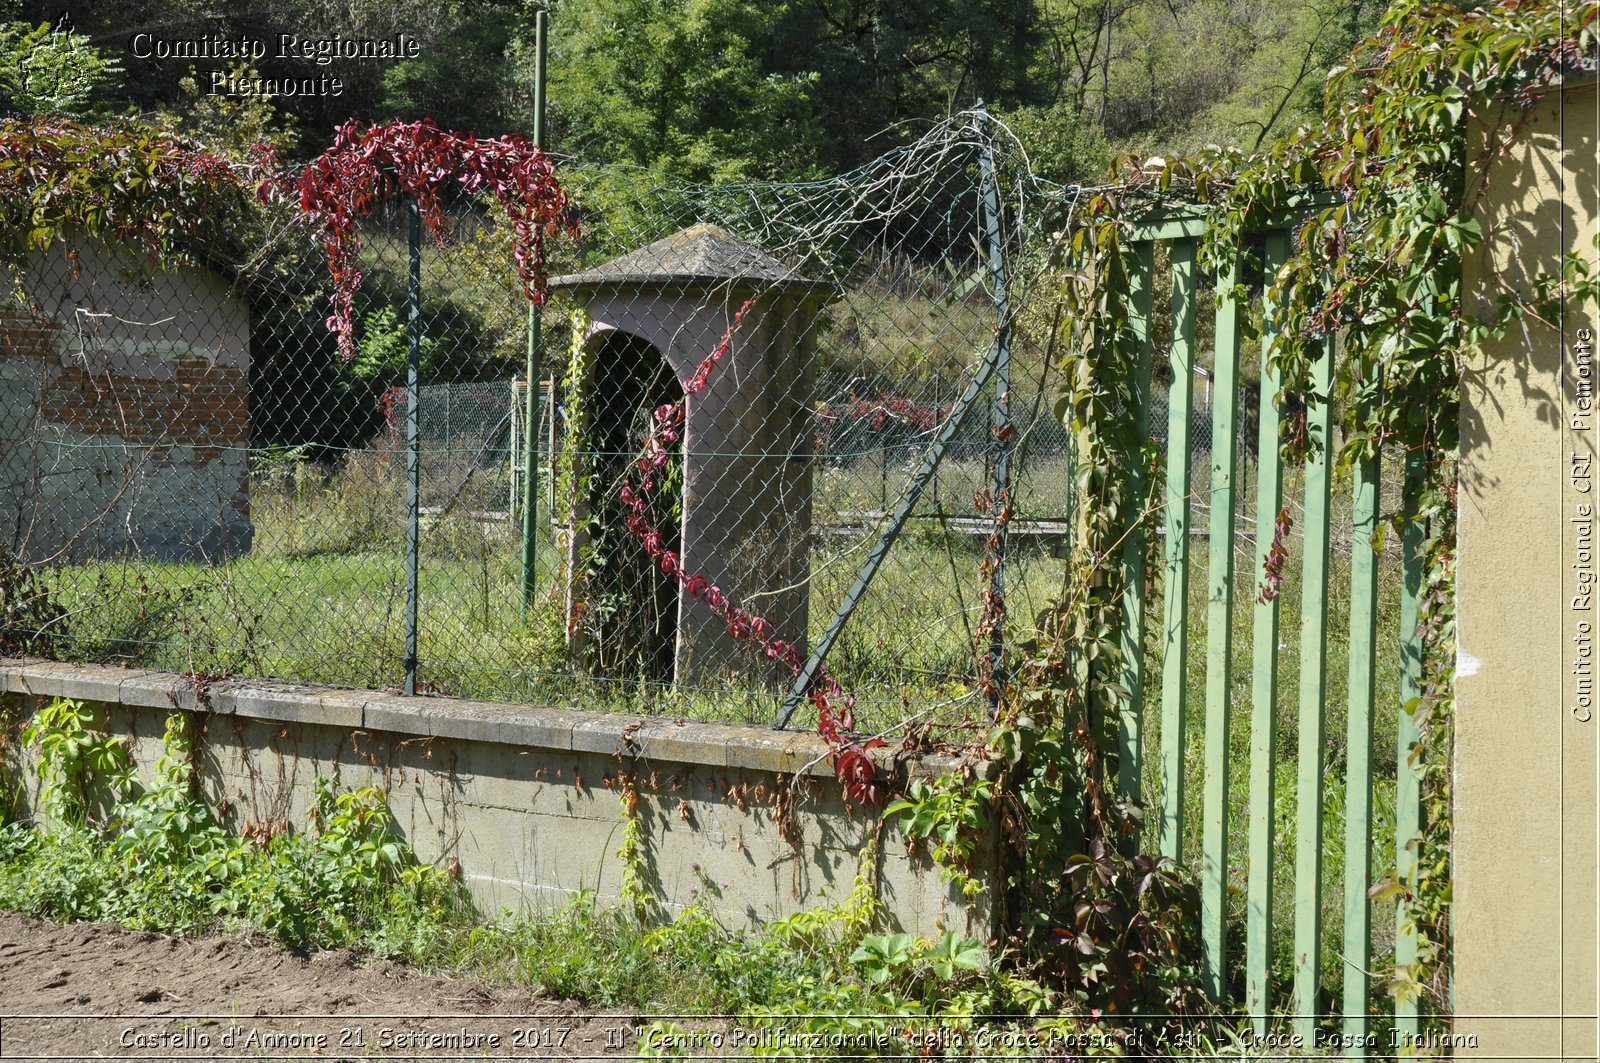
3 698 467 956
885 774 995 898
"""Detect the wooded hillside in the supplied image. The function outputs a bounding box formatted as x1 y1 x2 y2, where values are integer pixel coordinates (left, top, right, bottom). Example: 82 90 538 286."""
5 0 1391 180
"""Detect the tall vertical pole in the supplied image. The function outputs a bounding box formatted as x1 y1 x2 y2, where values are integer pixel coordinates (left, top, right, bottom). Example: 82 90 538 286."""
1199 250 1242 1002
1341 429 1381 1053
1117 240 1153 851
976 105 1014 721
1157 238 1197 863
519 7 549 615
1393 449 1426 1040
1245 229 1289 1032
404 197 422 696
1292 335 1336 1043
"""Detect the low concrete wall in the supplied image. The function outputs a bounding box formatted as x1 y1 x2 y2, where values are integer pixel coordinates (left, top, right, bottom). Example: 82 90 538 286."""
0 659 996 940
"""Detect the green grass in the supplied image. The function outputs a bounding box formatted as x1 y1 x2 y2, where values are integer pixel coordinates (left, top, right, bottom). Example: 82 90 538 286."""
38 446 1077 725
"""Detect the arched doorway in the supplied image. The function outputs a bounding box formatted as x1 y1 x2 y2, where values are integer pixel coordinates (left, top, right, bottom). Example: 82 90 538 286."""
570 329 683 683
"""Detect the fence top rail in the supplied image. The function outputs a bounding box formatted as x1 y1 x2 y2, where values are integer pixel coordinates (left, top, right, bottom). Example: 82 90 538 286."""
1126 191 1345 244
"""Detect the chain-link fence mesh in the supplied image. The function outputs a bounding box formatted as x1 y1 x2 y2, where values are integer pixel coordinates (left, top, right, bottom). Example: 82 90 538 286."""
2 113 1259 729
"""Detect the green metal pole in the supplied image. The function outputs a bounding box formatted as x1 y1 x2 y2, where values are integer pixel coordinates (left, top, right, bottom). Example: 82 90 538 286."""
1118 240 1154 852
1292 335 1336 1043
1200 250 1242 1003
1158 237 1197 863
1394 449 1425 1041
519 8 549 616
1342 428 1381 1053
1246 229 1289 1033
404 196 422 696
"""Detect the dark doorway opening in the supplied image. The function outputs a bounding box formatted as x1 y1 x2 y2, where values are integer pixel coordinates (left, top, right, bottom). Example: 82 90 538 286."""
580 330 683 683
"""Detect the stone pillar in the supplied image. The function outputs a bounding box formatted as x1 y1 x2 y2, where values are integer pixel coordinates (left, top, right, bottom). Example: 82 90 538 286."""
1456 75 1598 1061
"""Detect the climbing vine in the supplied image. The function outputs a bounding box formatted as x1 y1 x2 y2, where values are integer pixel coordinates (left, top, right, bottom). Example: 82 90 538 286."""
616 300 887 806
255 118 573 357
0 117 249 284
1025 0 1597 1014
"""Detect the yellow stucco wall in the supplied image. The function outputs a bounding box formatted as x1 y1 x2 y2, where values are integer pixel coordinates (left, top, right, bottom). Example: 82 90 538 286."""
1457 73 1599 1061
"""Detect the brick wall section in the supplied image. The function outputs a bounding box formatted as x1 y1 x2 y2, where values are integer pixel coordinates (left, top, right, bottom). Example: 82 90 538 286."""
33 357 250 451
1 244 254 561
4 314 250 453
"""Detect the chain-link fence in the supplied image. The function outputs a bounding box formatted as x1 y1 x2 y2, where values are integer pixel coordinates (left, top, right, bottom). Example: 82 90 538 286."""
2 113 1257 729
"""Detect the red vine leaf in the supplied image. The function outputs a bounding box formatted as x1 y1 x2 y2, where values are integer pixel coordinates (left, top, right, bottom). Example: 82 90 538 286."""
256 119 575 357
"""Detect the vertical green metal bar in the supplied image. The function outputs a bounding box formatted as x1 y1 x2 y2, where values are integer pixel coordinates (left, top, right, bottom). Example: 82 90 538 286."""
519 8 549 616
1061 425 1084 857
403 196 422 697
1246 231 1289 1032
1201 251 1242 1002
1119 239 1155 845
1394 449 1425 1041
1158 237 1197 863
1342 432 1381 1051
1292 335 1335 1043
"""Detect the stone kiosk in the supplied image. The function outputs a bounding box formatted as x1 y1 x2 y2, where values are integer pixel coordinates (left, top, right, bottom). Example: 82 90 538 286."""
550 224 835 686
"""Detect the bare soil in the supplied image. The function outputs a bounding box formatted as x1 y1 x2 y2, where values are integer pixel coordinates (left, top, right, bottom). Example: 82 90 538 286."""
0 911 641 1061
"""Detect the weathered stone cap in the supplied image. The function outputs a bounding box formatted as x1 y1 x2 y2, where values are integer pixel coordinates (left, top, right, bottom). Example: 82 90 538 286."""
550 222 835 294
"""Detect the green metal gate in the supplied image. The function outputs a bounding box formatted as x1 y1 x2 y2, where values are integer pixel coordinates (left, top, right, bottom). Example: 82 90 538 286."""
1112 207 1430 1045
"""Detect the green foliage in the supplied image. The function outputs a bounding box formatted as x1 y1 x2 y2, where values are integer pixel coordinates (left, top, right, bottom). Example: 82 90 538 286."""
1038 0 1597 1027
0 115 249 281
1050 838 1204 1015
348 305 445 385
4 702 466 957
885 774 995 897
549 0 822 181
164 62 300 160
550 0 1043 179
614 775 653 919
0 542 66 658
768 838 885 956
19 697 133 828
0 20 121 118
381 9 522 132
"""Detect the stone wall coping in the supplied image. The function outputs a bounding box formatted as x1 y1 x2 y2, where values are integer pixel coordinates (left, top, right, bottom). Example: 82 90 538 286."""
0 658 993 782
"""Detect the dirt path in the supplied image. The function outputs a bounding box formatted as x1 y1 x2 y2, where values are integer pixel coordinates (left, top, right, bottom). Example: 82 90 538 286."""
0 912 644 1061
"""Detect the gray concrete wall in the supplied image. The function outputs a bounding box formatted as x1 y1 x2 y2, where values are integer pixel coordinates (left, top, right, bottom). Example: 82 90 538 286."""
0 240 252 562
0 659 997 940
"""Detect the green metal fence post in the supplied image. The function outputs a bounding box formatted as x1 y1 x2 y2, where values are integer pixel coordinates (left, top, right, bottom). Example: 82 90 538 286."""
1119 240 1154 848
519 7 549 616
1292 334 1336 1043
1200 250 1242 1002
1342 426 1381 1052
1158 237 1198 864
1394 449 1426 1039
1246 229 1289 1031
404 195 422 696
976 105 1015 720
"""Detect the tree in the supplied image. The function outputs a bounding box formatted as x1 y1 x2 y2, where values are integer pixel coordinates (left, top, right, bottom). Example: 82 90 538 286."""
548 0 1046 179
549 0 823 180
0 19 122 117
